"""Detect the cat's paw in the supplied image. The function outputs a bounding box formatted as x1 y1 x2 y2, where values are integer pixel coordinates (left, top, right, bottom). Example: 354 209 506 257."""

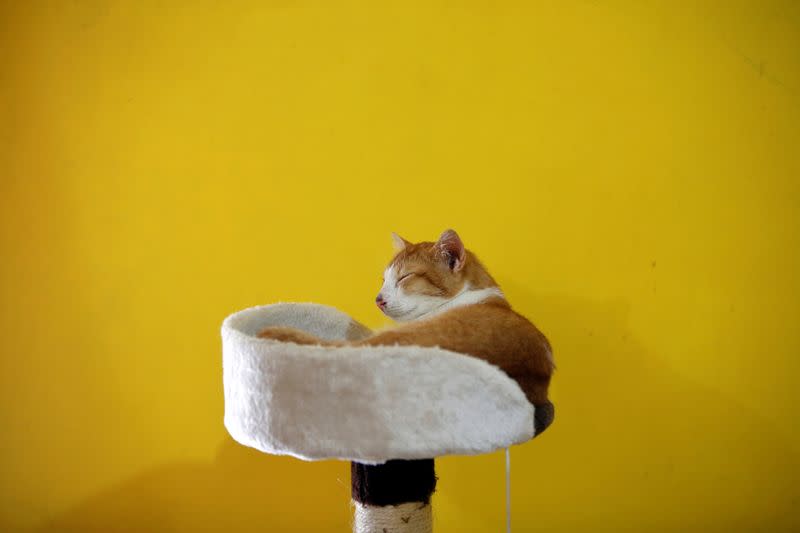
257 326 320 345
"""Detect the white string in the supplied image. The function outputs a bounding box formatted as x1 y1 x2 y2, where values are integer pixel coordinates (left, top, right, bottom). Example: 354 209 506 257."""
506 447 511 533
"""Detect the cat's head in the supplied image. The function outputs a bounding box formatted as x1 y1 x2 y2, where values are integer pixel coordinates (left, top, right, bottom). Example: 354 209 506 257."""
376 229 501 321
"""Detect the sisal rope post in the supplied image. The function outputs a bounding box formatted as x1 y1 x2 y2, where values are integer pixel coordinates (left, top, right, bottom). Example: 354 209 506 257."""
351 459 437 533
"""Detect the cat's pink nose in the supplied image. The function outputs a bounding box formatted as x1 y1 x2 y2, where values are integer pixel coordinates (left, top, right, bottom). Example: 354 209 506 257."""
375 295 386 308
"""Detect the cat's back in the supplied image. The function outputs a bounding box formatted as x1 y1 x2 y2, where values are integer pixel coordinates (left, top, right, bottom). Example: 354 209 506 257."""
438 296 546 339
422 297 553 406
425 298 551 363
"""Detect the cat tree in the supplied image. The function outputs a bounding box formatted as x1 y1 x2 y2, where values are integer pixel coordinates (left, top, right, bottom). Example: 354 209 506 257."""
222 303 551 532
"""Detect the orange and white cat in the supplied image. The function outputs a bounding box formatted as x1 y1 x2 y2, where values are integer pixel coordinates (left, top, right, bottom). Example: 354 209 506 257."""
258 229 555 434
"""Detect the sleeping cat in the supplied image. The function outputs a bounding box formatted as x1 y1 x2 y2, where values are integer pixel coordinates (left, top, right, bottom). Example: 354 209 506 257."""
258 229 555 434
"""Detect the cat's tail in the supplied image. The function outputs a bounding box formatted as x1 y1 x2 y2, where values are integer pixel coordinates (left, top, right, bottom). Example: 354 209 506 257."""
533 400 555 436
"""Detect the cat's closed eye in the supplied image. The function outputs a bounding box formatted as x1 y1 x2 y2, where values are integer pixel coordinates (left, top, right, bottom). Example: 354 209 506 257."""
396 273 414 286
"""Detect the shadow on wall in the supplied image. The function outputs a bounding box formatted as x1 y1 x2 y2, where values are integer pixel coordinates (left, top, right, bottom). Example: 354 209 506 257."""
495 283 800 531
36 289 800 532
37 441 352 532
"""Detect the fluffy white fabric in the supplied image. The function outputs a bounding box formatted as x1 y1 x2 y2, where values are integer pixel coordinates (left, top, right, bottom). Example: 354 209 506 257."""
222 303 535 464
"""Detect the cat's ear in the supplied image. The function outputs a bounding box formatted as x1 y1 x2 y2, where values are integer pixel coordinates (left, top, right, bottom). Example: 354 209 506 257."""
391 232 410 251
436 229 466 272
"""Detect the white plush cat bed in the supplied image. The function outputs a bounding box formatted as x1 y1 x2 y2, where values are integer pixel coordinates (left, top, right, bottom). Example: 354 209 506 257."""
222 303 536 464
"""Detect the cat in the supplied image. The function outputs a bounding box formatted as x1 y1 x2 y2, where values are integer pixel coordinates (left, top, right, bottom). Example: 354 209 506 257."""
258 229 555 434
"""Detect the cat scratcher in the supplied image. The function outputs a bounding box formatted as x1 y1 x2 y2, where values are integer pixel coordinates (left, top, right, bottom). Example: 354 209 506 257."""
222 303 545 532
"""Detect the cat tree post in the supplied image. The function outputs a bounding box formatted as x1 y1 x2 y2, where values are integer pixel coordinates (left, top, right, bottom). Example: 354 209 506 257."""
222 303 550 533
351 459 436 532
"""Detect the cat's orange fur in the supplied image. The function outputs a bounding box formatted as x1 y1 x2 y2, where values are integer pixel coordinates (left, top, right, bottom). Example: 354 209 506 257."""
259 230 555 433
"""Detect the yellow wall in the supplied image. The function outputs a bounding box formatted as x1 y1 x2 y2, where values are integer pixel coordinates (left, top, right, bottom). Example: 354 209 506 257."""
1 1 798 531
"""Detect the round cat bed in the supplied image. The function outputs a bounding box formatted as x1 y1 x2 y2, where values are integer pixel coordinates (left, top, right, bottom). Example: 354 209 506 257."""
222 303 537 464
